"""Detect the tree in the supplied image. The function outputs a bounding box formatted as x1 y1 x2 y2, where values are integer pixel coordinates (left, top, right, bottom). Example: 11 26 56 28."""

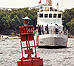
62 8 74 27
66 18 74 35
0 8 37 34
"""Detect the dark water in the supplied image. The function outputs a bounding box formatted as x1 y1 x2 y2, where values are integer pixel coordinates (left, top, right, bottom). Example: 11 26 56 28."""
0 38 74 66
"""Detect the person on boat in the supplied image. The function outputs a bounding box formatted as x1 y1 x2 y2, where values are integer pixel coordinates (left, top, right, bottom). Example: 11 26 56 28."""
40 5 43 9
50 23 53 34
38 25 41 35
55 24 59 34
41 25 44 35
39 25 41 35
46 24 49 34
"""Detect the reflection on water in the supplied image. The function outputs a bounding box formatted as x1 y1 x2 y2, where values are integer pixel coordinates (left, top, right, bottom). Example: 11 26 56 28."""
0 38 74 66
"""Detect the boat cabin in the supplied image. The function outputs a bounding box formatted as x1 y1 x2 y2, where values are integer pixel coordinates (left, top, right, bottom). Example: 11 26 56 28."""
37 6 63 34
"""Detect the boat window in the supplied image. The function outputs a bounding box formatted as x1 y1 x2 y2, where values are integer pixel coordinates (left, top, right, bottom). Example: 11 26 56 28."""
44 14 48 18
39 14 43 18
58 14 61 18
49 14 52 18
50 7 53 11
53 14 57 18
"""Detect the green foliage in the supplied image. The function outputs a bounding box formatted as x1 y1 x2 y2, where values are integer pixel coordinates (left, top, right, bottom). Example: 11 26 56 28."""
0 8 37 34
62 8 74 26
66 18 74 35
62 8 74 35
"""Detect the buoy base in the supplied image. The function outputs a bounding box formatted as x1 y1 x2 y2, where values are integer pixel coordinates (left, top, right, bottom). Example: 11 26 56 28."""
17 57 43 66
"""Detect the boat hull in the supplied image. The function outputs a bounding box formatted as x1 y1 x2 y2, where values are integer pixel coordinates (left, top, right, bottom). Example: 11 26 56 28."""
35 34 68 47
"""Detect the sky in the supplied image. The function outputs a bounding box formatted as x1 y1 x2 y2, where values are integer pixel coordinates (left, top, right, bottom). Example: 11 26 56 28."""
0 0 74 11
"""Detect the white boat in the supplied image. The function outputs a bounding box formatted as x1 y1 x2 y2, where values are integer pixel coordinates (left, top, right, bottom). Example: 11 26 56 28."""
35 0 68 47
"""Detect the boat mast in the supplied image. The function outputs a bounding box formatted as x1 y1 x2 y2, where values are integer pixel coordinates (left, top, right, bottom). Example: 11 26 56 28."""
46 0 52 6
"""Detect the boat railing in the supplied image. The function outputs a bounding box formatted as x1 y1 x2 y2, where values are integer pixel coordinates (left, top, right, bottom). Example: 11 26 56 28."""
34 28 68 36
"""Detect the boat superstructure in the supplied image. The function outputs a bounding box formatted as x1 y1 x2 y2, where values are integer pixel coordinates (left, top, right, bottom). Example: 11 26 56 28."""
36 0 68 47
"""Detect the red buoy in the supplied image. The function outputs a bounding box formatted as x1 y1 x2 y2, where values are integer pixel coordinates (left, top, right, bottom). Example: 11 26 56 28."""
17 24 43 66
